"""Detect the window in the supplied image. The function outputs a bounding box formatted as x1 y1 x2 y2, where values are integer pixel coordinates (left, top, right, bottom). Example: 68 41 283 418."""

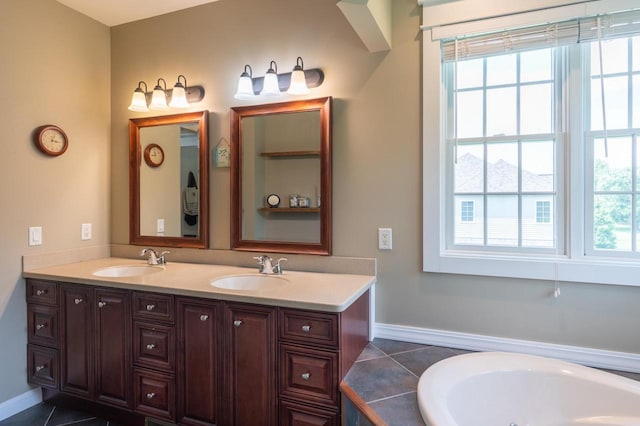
422 5 640 286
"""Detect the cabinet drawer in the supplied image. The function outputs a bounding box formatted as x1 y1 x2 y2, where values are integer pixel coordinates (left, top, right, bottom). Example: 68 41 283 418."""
279 309 338 349
280 399 339 426
28 304 58 347
133 369 175 421
133 322 175 372
26 280 57 306
133 292 174 323
280 344 339 407
27 344 58 389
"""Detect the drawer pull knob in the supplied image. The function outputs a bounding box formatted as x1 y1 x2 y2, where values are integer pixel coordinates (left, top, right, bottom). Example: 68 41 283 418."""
146 343 156 350
301 372 311 380
200 314 209 321
35 365 46 372
36 324 46 330
233 320 242 327
146 304 155 311
74 298 83 305
98 301 107 308
36 289 47 296
146 392 155 399
301 325 311 333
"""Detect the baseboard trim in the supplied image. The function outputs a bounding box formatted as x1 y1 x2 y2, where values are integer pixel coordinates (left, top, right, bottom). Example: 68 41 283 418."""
374 323 640 373
0 388 42 421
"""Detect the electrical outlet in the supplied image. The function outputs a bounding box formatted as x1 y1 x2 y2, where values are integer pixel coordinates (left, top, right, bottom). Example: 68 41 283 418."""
157 219 165 233
81 223 92 240
29 226 42 246
378 228 392 250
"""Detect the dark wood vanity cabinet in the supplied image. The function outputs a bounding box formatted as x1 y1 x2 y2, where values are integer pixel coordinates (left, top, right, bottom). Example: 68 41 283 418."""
26 278 370 426
60 284 131 409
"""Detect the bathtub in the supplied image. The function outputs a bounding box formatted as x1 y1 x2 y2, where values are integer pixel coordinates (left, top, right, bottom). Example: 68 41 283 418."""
417 352 640 426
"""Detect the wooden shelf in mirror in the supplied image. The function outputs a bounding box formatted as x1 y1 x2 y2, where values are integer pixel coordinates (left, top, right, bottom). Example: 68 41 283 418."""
260 150 320 158
258 208 321 213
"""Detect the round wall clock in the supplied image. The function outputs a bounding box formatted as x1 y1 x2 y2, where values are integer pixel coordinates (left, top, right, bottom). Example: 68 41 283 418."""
266 194 280 208
34 125 68 157
144 143 165 167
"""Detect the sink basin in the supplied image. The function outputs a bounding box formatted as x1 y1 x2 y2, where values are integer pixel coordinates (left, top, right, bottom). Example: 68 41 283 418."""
211 274 289 291
92 265 164 278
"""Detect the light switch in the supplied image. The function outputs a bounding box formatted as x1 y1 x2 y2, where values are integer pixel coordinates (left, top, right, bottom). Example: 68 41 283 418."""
82 223 92 240
29 226 42 246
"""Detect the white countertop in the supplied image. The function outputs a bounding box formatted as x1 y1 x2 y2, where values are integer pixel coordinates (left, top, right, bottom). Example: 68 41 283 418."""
23 257 376 312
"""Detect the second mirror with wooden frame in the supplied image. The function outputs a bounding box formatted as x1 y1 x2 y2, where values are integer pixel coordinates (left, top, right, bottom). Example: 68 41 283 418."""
231 97 332 255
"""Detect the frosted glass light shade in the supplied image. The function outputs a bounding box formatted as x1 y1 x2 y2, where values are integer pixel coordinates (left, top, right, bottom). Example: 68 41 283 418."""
261 71 281 96
234 74 255 100
128 90 149 112
150 88 169 110
169 85 189 108
287 69 309 95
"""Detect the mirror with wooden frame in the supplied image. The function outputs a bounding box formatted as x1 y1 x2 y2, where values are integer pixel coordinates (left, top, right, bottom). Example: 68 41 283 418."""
129 110 209 248
231 97 332 255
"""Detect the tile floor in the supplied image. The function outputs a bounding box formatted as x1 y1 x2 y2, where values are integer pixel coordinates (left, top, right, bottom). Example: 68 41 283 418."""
342 338 640 426
0 402 123 426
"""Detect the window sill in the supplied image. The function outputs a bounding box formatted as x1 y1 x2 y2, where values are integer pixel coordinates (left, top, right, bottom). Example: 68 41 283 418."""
424 250 640 286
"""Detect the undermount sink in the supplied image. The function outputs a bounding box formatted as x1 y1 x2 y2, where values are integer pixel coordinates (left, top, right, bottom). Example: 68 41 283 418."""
211 274 289 291
92 265 164 278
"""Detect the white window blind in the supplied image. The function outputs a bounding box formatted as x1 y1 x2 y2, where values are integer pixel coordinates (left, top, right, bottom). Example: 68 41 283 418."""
441 8 640 62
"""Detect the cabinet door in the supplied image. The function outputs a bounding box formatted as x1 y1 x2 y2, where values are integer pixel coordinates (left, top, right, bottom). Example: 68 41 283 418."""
177 298 220 426
225 303 277 426
94 288 131 409
60 284 93 398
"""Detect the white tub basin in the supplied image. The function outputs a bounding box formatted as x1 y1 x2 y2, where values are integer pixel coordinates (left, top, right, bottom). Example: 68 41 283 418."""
211 274 289 291
92 265 164 277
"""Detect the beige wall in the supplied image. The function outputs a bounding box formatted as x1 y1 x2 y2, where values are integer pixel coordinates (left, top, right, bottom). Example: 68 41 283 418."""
0 0 110 403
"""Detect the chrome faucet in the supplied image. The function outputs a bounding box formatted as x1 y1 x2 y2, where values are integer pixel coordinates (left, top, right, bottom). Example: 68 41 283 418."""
140 248 170 265
253 255 287 274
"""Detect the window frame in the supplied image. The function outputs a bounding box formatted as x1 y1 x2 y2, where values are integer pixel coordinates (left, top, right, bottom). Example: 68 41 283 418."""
422 17 640 287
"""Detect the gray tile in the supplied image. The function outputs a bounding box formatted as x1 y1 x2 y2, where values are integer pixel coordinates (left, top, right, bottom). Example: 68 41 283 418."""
601 368 640 382
343 356 418 403
0 403 54 425
371 338 428 355
356 343 386 362
391 346 462 377
45 406 98 426
369 392 426 426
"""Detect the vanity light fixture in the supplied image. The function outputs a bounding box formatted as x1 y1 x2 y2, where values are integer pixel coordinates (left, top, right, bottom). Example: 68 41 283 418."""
128 75 205 112
233 57 324 100
149 78 170 110
128 81 150 112
234 65 255 100
287 57 310 95
168 75 189 108
261 61 282 96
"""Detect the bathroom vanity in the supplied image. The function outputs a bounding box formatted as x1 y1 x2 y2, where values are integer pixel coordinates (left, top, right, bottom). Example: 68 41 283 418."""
23 258 373 426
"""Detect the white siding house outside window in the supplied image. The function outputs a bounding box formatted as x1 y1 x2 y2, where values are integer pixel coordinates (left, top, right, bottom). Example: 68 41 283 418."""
422 3 640 286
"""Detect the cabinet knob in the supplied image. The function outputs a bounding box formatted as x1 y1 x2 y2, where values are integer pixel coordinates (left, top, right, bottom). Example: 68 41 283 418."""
74 298 83 305
233 320 242 327
146 304 155 311
301 325 311 333
200 314 209 321
146 343 156 350
35 365 46 372
36 289 47 296
301 372 311 381
146 392 155 399
36 324 46 330
98 301 107 308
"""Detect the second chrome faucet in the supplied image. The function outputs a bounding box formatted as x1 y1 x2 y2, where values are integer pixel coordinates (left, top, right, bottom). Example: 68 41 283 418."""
253 255 287 275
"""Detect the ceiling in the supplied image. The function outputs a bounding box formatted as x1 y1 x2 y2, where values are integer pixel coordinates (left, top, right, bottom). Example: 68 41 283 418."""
55 0 222 27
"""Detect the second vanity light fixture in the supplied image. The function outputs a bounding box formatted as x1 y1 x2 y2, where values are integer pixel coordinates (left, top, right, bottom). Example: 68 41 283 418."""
128 75 205 112
234 57 324 100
